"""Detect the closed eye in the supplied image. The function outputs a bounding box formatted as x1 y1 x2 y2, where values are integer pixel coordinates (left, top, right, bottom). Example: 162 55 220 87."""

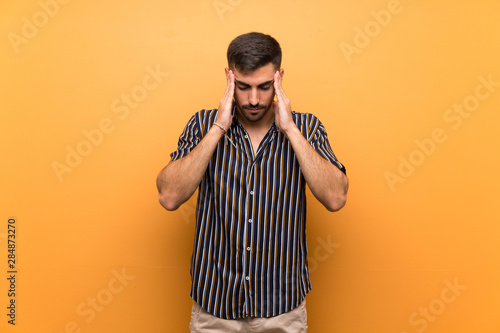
237 85 272 91
235 79 274 92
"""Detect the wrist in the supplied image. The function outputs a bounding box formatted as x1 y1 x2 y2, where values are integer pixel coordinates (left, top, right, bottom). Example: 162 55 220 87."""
211 122 237 148
213 122 227 132
281 122 299 138
209 123 225 138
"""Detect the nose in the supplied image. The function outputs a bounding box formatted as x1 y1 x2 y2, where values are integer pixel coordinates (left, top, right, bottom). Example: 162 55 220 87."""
248 88 259 106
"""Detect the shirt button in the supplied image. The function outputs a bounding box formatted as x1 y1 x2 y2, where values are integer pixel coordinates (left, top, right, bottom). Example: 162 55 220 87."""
247 247 251 251
250 191 254 195
248 219 252 223
246 276 250 281
244 135 249 138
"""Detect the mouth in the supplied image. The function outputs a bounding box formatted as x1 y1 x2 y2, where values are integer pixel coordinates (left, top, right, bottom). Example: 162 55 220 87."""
245 108 264 113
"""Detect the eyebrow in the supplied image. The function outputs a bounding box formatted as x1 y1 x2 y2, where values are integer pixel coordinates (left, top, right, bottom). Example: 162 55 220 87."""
235 79 274 88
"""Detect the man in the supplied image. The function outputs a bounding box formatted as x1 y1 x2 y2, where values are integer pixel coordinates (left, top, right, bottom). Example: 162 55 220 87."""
156 32 348 332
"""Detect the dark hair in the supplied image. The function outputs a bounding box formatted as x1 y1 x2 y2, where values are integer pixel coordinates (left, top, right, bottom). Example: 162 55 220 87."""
227 32 282 74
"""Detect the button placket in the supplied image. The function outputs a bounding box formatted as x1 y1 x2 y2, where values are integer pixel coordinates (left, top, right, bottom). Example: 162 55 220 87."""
243 163 256 313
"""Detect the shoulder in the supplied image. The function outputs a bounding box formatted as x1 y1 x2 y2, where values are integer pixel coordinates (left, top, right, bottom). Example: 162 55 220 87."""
178 109 218 137
291 111 325 135
292 111 323 123
191 108 218 123
188 109 218 136
184 109 218 128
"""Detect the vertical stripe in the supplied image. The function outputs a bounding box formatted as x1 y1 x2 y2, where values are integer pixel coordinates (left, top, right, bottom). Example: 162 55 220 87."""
169 108 346 319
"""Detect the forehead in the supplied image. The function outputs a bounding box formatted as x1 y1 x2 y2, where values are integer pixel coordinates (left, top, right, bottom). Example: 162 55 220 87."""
233 63 276 85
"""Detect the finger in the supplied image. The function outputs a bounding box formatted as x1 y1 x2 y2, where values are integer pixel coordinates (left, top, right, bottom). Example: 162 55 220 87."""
225 71 232 93
228 70 235 94
274 71 282 101
274 71 287 102
223 71 234 100
220 74 235 118
274 71 281 90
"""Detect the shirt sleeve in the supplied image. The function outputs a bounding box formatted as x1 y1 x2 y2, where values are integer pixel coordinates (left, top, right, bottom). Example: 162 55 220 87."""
169 114 202 162
307 115 347 174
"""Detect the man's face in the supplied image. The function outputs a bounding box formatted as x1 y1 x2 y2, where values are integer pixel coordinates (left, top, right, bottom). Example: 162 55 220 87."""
229 63 281 124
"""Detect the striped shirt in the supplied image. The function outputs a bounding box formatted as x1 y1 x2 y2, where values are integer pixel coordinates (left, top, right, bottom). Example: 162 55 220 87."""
170 108 346 320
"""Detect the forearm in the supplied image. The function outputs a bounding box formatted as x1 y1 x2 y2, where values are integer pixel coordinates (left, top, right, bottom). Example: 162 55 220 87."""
286 126 348 212
156 126 224 211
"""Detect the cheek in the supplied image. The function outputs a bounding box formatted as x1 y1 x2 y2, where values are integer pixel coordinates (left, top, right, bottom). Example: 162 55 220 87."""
262 90 275 104
233 91 245 104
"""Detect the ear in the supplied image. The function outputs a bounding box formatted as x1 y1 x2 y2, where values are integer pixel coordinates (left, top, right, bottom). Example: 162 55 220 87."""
225 67 230 75
279 68 284 78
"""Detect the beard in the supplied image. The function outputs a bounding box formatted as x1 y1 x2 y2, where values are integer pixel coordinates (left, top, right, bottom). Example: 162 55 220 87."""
237 102 273 123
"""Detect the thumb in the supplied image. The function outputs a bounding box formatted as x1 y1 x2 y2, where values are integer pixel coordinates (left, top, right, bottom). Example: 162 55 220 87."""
272 101 279 112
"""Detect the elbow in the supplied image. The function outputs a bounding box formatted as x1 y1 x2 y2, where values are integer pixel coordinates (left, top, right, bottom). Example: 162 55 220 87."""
325 175 348 212
325 193 347 212
158 191 182 211
156 170 183 211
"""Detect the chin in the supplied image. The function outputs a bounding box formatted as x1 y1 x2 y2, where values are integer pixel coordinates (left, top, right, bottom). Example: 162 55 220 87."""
243 109 268 122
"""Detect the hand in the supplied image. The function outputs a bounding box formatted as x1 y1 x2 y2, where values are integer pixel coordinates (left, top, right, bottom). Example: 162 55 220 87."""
215 69 235 130
272 70 295 134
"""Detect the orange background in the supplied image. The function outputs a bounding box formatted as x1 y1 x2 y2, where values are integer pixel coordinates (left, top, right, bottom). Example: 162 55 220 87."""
1 0 499 332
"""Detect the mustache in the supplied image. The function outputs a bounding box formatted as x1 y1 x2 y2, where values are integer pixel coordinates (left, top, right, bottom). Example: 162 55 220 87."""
242 104 267 110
